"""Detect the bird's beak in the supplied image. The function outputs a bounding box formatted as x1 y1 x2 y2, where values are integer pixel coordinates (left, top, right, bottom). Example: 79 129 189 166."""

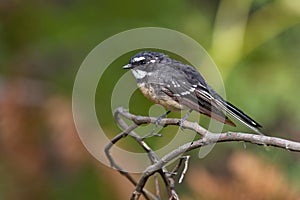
123 64 132 69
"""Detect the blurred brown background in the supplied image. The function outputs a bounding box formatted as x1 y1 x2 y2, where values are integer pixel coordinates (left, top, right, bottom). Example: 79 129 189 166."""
0 0 300 199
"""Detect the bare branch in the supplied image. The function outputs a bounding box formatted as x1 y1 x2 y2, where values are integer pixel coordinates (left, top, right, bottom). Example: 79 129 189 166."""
108 107 300 200
116 107 300 151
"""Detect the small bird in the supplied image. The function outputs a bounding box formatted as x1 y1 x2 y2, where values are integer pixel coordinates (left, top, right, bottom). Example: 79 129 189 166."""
123 51 262 134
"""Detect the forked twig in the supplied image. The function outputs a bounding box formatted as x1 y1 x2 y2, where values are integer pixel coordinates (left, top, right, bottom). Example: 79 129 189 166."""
105 108 180 200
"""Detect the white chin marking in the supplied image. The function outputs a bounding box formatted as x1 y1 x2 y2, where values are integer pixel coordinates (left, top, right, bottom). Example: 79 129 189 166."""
132 69 148 79
133 56 145 62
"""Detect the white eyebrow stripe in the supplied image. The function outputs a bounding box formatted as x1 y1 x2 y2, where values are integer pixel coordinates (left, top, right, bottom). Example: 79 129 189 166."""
132 56 146 62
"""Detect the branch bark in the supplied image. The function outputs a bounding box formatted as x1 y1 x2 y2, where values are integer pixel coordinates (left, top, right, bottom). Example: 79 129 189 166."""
106 107 300 200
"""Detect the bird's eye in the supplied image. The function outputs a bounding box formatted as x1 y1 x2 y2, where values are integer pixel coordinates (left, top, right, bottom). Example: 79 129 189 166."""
139 59 147 65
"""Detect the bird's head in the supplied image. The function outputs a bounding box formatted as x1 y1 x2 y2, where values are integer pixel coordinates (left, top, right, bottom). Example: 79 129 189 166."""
123 51 168 80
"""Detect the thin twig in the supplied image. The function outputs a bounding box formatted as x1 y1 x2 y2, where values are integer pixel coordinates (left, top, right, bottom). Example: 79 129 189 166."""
104 124 139 184
154 174 161 200
104 124 153 200
178 156 190 184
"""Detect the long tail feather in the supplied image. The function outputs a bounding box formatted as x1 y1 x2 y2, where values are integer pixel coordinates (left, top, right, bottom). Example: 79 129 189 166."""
214 99 263 135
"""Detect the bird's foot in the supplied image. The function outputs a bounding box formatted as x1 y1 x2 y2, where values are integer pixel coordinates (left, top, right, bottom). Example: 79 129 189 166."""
142 111 171 139
154 110 171 126
178 109 192 130
142 131 162 139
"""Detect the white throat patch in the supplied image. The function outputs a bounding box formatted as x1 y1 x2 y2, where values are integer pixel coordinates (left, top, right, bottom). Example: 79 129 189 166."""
131 69 151 79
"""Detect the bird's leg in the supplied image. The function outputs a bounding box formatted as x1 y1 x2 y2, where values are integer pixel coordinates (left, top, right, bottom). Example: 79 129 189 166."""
178 109 193 129
143 110 171 139
154 110 171 126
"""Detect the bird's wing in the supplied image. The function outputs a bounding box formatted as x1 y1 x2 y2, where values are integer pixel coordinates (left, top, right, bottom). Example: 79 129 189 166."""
174 63 262 134
159 71 236 126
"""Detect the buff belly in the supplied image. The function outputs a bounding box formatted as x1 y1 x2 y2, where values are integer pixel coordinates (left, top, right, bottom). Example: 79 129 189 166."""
137 83 185 111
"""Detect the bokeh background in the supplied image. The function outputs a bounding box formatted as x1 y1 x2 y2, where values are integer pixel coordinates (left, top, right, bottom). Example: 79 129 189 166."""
1 0 300 199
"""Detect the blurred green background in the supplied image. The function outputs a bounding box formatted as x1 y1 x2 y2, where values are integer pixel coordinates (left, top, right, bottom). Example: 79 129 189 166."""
0 0 300 199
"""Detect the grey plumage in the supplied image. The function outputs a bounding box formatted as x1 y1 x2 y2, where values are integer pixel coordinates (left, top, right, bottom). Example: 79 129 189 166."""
123 51 262 134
